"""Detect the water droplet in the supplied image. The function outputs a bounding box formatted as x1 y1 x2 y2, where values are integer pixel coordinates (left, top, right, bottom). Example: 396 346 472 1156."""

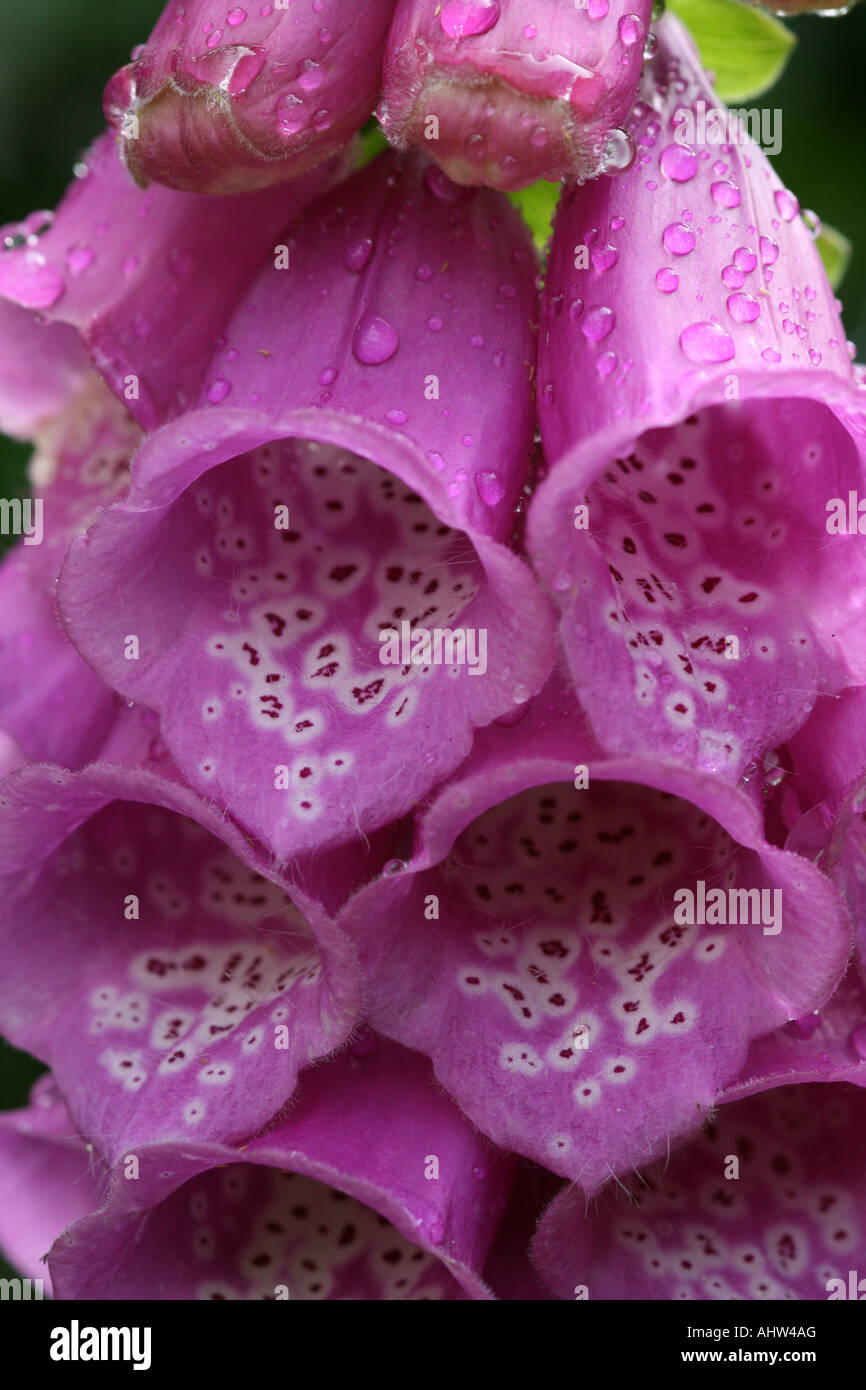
383 858 407 876
733 246 757 273
802 208 822 240
344 237 374 272
227 6 247 24
385 408 407 425
722 265 745 290
476 470 504 505
726 292 759 324
439 1 500 39
619 13 645 45
659 143 697 182
353 313 399 365
759 235 779 266
656 267 679 293
679 320 735 363
711 180 741 209
601 128 635 174
774 188 799 223
415 263 432 281
207 378 232 403
663 222 695 255
0 251 65 309
591 243 619 271
581 305 615 342
762 348 782 363
587 0 610 17
319 368 337 385
65 243 94 275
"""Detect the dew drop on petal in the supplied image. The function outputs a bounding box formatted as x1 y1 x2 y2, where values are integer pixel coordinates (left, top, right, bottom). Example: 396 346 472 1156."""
711 180 741 209
619 13 645 45
439 1 500 39
344 237 374 272
774 188 800 222
656 267 679 293
759 235 779 266
663 222 695 255
726 292 760 323
353 312 399 364
206 378 231 403
476 470 504 505
679 320 735 363
659 143 697 182
581 305 615 342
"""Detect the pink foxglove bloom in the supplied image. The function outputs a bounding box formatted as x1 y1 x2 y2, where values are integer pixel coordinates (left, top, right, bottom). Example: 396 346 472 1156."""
2 0 866 1310
336 670 851 1189
56 152 555 861
379 0 655 188
528 14 866 788
103 1 396 194
533 1082 866 1300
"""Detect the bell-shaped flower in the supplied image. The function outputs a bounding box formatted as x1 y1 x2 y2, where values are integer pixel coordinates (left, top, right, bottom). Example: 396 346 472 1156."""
528 13 866 788
56 152 555 862
0 759 363 1180
335 670 851 1192
533 1081 866 1299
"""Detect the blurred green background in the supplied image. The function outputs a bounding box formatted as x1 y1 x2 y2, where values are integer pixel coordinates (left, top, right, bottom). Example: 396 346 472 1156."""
0 0 864 1268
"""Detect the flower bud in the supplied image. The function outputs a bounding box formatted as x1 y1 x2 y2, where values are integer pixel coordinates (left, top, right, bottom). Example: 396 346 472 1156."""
379 0 655 189
103 0 396 194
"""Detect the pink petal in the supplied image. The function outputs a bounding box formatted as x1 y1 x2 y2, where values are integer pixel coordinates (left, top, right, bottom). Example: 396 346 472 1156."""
529 14 866 785
533 1082 866 1299
49 1039 512 1300
58 153 555 861
337 673 852 1190
0 762 360 1174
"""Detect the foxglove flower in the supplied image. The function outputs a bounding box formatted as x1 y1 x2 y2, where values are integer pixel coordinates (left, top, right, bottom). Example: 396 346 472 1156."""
103 1 396 194
379 0 654 189
528 13 866 787
0 758 365 1171
533 1082 866 1300
1 0 865 1309
336 670 851 1189
56 151 555 861
1 1046 512 1300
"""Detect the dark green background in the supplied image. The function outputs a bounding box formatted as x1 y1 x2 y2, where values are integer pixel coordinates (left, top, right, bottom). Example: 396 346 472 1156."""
0 0 864 1269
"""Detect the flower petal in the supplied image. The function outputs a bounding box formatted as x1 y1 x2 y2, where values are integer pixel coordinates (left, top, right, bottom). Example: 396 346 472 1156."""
528 13 866 785
0 1077 96 1292
0 300 88 439
533 1081 866 1300
0 379 139 767
48 1038 511 1300
336 673 852 1190
0 133 345 429
0 761 360 1174
58 152 555 860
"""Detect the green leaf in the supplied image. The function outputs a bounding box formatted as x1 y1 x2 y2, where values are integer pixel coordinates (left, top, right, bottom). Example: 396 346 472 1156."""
815 221 852 290
359 119 387 166
507 180 561 254
668 0 796 102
